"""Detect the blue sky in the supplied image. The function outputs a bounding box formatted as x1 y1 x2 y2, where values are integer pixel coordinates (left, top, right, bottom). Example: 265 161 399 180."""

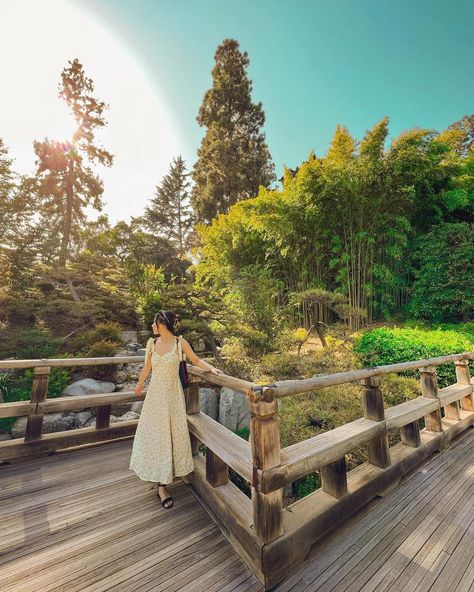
79 0 474 180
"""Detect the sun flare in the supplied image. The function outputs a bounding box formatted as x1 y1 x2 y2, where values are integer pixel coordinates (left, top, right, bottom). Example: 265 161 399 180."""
0 0 183 223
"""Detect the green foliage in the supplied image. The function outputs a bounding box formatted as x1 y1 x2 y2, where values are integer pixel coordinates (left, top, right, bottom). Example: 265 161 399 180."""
354 326 473 387
143 155 193 264
294 473 320 497
6 327 62 360
408 222 474 322
259 352 302 379
227 264 285 335
194 114 474 330
83 339 121 380
191 38 275 223
0 366 71 433
235 426 250 440
70 321 122 353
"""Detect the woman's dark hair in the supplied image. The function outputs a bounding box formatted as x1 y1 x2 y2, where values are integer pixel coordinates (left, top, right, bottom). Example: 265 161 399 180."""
154 310 181 335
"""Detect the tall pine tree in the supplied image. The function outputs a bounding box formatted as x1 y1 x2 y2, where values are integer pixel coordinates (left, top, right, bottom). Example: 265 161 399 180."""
191 38 275 224
144 155 193 259
34 59 113 270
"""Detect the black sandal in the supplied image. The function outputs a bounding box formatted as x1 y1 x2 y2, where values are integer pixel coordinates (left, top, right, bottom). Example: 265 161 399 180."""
160 496 174 509
157 486 174 508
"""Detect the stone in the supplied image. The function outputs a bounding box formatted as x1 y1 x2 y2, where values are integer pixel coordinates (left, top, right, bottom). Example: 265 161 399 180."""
0 433 12 441
11 412 76 438
117 411 140 421
121 330 138 344
131 401 143 414
111 402 134 416
73 411 94 426
63 378 116 397
218 387 251 432
200 387 219 420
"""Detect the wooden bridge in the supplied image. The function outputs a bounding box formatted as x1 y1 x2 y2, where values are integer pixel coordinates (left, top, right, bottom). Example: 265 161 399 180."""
1 349 473 590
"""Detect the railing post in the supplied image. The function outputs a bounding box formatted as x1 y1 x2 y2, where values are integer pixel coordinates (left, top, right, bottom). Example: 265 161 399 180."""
95 405 111 429
250 396 283 543
420 365 443 431
24 366 50 442
401 421 421 448
455 359 473 411
362 376 390 467
185 375 201 456
321 458 347 498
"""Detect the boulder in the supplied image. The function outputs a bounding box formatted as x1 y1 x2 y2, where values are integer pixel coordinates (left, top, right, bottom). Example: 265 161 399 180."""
117 411 140 421
121 330 138 344
63 378 116 397
218 387 251 432
131 401 143 414
200 388 219 420
12 412 76 438
111 402 134 416
74 410 94 426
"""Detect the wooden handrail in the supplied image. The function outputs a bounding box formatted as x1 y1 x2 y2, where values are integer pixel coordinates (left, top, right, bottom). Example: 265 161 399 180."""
1 350 473 590
246 351 474 401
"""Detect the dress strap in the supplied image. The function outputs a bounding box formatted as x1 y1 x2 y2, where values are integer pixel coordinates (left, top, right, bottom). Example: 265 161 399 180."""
176 335 185 360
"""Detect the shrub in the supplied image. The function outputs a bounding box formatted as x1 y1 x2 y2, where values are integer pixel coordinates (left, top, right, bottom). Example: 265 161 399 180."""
354 326 473 387
1 327 62 360
72 321 123 353
83 339 121 380
408 222 474 322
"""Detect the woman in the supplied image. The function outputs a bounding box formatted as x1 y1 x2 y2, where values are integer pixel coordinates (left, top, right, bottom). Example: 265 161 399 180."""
129 310 223 509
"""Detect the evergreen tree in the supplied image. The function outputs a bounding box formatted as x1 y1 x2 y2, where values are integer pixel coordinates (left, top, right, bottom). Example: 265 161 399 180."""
34 59 113 269
191 38 276 224
144 155 193 259
0 138 15 239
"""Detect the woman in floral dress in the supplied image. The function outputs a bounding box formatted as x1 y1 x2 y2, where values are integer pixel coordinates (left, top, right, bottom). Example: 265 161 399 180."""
129 310 223 508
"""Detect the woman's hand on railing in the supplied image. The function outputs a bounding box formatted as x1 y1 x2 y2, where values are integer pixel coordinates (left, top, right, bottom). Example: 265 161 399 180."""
209 366 224 376
134 384 144 397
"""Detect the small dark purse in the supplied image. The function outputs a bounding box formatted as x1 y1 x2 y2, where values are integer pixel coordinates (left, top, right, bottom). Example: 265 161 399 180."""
176 337 190 389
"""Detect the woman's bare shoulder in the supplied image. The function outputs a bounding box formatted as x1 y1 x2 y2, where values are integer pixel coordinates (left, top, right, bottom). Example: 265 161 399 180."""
179 335 193 349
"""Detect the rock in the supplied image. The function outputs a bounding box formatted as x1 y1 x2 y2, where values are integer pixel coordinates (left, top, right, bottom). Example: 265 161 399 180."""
200 388 219 420
115 370 129 384
121 330 138 344
12 412 76 438
117 411 140 421
114 381 136 392
125 342 142 353
131 401 143 414
74 411 94 426
0 433 12 441
136 348 146 356
111 402 134 416
63 378 116 397
218 387 251 432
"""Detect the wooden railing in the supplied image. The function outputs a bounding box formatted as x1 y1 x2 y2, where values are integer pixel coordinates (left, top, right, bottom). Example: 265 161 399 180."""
1 350 473 589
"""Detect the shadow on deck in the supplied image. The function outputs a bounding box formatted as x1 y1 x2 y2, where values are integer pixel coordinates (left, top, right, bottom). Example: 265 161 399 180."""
1 427 473 592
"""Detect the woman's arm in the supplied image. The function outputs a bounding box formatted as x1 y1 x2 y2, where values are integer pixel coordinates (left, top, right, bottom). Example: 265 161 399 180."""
134 343 153 396
180 337 223 375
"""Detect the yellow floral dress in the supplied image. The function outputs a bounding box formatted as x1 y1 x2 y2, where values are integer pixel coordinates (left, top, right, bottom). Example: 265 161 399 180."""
129 335 195 484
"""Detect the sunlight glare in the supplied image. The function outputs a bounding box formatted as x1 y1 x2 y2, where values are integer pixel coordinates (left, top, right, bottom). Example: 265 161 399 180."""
0 0 183 223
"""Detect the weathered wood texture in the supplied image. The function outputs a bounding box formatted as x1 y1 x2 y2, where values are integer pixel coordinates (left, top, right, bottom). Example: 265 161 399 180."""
0 439 261 592
271 426 474 592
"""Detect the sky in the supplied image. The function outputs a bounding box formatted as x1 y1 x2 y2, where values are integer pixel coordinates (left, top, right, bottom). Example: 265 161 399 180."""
1 0 473 224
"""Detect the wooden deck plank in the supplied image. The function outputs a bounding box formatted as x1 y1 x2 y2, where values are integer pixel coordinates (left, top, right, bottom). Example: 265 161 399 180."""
1 428 473 592
272 426 474 592
0 439 261 592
